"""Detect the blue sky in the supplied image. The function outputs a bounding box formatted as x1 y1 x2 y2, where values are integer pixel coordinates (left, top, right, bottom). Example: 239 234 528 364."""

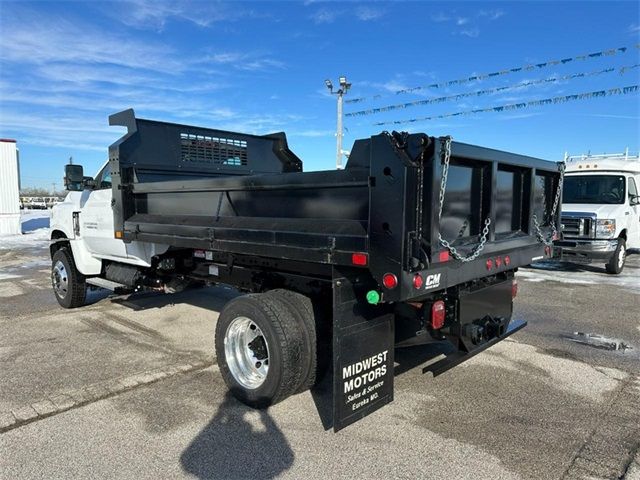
0 0 639 190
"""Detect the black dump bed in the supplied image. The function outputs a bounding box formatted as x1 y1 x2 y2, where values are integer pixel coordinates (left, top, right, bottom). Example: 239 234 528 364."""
108 109 562 302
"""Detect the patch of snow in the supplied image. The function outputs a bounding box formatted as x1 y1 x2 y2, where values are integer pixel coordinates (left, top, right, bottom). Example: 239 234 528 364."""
0 228 50 250
0 211 51 250
0 272 22 280
518 260 640 293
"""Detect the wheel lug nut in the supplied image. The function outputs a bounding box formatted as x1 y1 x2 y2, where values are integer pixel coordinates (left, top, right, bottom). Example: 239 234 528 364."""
255 361 262 368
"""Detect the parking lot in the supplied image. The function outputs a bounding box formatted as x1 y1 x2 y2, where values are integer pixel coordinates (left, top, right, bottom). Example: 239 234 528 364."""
1 214 639 480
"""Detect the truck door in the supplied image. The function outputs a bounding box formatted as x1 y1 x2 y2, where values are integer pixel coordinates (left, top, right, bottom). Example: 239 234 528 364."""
628 177 640 248
80 163 128 259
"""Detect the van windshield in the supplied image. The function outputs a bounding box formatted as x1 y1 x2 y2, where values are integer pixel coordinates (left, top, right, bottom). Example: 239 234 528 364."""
563 175 626 204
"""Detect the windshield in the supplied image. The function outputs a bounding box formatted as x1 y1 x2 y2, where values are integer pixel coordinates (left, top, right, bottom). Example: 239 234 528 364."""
563 175 626 205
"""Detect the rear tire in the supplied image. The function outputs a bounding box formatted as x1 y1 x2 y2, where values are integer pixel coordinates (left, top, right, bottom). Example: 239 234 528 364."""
51 247 86 308
215 293 306 408
264 289 317 392
605 238 626 274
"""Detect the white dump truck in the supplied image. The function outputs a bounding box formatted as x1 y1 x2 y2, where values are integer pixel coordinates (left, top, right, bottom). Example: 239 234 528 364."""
558 150 640 274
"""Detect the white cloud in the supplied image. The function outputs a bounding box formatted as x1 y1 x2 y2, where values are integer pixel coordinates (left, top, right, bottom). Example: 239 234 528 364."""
460 28 480 38
479 9 505 21
356 7 384 21
291 129 334 138
311 6 384 24
0 15 184 74
108 0 272 31
431 12 450 23
311 8 339 24
629 23 640 34
194 51 286 71
456 17 469 26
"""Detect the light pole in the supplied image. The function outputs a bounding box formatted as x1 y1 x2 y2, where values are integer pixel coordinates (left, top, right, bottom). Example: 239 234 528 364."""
325 76 351 169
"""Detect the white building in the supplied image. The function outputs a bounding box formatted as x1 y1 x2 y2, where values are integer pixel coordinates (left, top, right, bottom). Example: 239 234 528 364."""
0 139 21 235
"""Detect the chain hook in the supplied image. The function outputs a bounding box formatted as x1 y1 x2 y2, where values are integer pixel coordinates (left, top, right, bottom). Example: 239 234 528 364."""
437 136 492 263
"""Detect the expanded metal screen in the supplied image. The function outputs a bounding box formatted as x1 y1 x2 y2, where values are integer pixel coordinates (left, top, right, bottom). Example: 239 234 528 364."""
180 133 248 166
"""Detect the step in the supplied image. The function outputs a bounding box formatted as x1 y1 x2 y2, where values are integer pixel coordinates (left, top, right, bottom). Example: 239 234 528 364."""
86 277 132 293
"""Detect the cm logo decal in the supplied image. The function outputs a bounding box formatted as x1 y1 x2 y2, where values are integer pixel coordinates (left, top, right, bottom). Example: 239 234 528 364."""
424 273 441 290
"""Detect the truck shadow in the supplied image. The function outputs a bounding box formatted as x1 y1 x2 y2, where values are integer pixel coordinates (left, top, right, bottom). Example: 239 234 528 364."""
180 393 294 480
528 260 610 274
109 285 239 311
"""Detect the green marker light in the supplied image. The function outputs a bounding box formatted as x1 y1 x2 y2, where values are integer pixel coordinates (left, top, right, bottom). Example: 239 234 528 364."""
366 290 380 305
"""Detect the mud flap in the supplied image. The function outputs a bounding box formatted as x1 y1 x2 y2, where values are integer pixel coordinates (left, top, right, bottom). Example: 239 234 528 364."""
332 269 395 432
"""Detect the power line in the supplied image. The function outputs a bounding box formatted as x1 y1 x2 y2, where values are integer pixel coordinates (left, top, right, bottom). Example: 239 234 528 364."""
373 85 639 126
347 64 638 117
347 44 638 104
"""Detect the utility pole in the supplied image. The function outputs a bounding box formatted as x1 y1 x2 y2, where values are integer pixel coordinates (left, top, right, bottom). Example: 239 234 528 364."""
52 182 57 195
325 76 351 169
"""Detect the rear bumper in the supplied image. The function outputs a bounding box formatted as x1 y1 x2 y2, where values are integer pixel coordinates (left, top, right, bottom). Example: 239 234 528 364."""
425 318 527 376
555 239 618 262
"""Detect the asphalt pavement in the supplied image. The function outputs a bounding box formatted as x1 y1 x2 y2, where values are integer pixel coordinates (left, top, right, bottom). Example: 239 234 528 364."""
0 229 638 480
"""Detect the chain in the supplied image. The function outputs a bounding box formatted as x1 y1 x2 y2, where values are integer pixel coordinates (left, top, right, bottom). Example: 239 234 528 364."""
532 161 566 246
437 136 492 262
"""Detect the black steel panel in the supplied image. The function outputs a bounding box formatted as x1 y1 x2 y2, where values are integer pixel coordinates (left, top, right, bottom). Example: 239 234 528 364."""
459 280 513 325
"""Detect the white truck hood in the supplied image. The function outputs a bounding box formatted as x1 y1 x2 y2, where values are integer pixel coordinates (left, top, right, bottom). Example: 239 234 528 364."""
561 203 620 219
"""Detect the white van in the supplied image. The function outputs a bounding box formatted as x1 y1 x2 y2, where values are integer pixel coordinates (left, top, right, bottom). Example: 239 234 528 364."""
559 151 640 274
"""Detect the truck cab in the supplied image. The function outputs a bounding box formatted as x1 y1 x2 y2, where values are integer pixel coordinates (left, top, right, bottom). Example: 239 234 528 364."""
559 151 640 274
50 161 169 284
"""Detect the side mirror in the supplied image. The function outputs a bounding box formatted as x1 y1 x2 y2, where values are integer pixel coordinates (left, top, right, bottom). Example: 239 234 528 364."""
630 195 640 206
64 164 84 191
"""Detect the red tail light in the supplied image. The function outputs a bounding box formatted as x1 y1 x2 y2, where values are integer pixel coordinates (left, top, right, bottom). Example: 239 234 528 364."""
486 258 494 270
413 274 424 289
438 250 450 262
351 252 368 266
431 300 446 329
495 256 503 267
512 279 518 299
382 273 398 289
504 255 511 266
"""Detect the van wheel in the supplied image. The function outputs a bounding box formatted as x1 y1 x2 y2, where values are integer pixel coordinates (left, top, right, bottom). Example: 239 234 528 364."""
605 238 626 274
215 293 306 408
265 290 317 392
51 247 87 308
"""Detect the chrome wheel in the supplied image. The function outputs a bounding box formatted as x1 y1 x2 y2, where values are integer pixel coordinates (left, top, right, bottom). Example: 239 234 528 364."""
52 260 68 299
224 316 269 389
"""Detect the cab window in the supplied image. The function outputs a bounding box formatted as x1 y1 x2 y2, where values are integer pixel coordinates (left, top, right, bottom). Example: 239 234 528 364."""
95 164 112 189
629 178 638 202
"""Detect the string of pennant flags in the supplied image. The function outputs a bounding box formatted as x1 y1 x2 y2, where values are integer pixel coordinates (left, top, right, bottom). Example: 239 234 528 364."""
346 64 639 118
372 85 639 126
346 44 639 104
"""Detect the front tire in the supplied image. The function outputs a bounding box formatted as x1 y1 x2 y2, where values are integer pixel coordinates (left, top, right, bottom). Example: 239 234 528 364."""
605 238 626 274
51 247 87 308
215 293 306 408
